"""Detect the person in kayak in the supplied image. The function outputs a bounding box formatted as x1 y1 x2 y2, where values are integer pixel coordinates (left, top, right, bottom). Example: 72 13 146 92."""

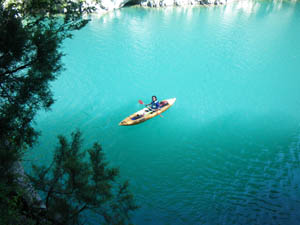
146 96 160 111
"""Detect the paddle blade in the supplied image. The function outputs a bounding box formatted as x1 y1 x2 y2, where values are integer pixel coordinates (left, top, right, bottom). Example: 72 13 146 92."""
138 100 144 105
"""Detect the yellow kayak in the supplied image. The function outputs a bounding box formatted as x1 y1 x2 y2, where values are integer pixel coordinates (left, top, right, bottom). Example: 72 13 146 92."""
119 98 176 126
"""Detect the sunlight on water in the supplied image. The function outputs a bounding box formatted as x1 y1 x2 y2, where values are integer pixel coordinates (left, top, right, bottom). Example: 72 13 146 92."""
27 1 300 224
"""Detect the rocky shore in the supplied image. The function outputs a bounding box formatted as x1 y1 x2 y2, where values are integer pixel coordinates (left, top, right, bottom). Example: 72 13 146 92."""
140 0 226 8
87 0 227 14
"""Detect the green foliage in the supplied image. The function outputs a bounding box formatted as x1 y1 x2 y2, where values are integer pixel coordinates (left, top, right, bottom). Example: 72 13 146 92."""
0 1 138 224
0 1 134 224
0 183 22 225
0 182 38 225
0 0 91 153
0 0 92 220
29 130 138 225
0 0 92 205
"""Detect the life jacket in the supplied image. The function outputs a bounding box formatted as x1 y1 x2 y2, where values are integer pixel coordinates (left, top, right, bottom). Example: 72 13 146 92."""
151 100 160 109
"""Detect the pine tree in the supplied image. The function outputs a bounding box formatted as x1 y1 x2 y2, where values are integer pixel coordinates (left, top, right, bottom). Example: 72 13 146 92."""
0 1 92 222
0 0 91 168
29 131 138 225
0 1 138 224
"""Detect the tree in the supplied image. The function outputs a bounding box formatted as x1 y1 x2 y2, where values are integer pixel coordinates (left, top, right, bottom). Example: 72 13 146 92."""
0 0 91 170
0 1 92 222
29 131 138 225
0 0 138 224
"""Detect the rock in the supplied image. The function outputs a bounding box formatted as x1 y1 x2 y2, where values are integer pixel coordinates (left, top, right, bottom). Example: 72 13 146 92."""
161 0 174 7
12 161 46 211
83 0 226 12
140 0 148 6
100 0 131 10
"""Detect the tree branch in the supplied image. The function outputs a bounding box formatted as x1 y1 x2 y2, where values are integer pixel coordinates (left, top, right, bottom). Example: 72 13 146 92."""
67 203 88 223
45 173 61 209
0 82 14 104
0 61 32 78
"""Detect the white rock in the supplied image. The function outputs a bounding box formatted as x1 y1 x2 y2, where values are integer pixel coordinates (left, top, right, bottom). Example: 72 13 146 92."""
140 0 148 6
100 0 130 10
163 0 175 6
84 0 226 12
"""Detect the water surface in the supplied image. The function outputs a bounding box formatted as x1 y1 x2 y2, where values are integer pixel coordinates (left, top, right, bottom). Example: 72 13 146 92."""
28 1 300 224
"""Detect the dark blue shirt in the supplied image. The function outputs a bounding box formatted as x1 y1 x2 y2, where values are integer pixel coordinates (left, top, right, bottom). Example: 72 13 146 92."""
151 100 160 109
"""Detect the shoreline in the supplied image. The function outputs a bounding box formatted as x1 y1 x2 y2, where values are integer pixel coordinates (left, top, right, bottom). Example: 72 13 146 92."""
88 0 299 19
88 0 227 16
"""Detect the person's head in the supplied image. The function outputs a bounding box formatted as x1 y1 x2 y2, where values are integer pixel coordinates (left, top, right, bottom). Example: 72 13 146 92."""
152 96 157 101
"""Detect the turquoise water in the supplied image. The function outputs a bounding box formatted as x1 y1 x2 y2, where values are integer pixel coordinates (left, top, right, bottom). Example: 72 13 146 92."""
28 1 300 224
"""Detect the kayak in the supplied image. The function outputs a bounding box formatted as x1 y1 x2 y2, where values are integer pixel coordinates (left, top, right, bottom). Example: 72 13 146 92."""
119 98 176 126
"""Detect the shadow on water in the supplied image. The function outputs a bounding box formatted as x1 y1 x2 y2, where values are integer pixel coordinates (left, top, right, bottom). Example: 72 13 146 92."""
140 111 300 224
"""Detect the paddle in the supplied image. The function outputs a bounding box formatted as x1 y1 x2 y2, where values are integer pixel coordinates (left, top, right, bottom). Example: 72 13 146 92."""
138 100 163 118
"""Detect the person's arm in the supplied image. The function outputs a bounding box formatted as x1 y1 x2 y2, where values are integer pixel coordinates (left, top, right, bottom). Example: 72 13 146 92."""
156 101 160 109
